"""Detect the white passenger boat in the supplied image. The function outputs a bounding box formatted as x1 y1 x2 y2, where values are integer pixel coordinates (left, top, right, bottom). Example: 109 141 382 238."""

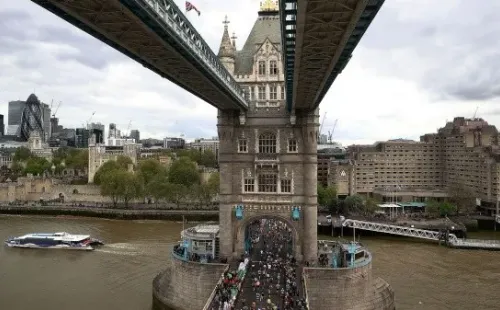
4 232 104 251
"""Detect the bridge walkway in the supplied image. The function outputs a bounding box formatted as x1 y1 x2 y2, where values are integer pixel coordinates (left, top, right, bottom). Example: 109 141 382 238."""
342 218 500 250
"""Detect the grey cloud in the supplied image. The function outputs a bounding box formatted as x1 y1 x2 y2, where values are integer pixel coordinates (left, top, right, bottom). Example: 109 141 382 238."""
359 0 500 102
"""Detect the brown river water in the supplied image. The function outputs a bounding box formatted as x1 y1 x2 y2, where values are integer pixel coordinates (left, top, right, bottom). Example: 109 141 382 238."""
0 215 499 310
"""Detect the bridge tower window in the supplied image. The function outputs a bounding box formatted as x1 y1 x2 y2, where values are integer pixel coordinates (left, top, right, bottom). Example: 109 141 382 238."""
258 174 277 192
238 138 248 153
258 132 277 153
244 179 255 192
248 86 254 100
281 86 285 99
288 138 298 153
258 86 266 100
270 60 278 75
280 179 291 193
270 85 277 100
258 61 266 75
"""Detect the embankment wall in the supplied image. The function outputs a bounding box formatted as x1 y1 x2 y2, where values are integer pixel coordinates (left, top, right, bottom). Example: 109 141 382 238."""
152 257 228 310
0 205 218 221
304 260 395 310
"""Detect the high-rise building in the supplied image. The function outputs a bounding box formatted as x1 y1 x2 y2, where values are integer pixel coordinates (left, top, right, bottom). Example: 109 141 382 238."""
41 103 51 141
108 123 121 139
328 117 500 209
8 100 25 126
130 129 140 143
75 128 90 148
20 94 45 142
0 114 4 136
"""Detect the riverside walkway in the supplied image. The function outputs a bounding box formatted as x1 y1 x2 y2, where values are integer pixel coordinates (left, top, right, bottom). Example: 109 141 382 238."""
342 218 500 250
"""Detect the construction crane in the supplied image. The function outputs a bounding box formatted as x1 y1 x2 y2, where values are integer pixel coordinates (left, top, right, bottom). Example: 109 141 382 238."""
86 111 96 129
328 119 338 143
318 112 327 141
472 106 479 119
126 120 132 137
52 101 62 118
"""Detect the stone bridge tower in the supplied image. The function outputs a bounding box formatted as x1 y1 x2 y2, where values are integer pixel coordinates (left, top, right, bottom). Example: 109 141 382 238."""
217 0 318 263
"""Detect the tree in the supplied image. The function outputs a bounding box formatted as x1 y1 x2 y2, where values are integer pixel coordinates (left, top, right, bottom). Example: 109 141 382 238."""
66 149 89 171
363 197 379 215
447 184 476 215
318 185 337 206
146 174 170 205
344 194 365 213
163 183 189 208
200 149 217 168
176 149 201 163
100 170 123 207
206 172 220 196
24 157 51 176
93 160 122 185
137 159 167 186
100 170 142 207
13 147 32 162
425 199 440 217
168 157 200 187
439 201 457 217
116 155 133 170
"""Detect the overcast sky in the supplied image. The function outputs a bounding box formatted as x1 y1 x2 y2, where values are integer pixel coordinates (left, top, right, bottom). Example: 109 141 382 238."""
1 0 499 144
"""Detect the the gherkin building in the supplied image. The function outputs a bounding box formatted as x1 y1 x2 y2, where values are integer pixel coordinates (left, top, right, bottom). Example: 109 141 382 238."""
20 93 44 142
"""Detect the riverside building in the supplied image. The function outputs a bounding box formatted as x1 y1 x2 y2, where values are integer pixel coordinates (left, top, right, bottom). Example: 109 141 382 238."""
329 117 500 211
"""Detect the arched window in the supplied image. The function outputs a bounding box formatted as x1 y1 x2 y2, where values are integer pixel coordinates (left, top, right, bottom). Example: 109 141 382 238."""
258 132 277 153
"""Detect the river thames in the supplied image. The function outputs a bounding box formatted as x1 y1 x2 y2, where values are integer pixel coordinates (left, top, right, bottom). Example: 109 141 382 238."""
1 215 499 310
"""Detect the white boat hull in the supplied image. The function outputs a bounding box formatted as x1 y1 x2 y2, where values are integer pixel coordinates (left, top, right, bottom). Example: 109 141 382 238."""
5 242 94 251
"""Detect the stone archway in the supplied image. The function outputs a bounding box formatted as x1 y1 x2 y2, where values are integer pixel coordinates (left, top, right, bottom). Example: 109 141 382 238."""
234 214 302 261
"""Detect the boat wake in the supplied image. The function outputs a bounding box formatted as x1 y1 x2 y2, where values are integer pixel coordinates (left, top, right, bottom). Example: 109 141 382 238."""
94 243 142 256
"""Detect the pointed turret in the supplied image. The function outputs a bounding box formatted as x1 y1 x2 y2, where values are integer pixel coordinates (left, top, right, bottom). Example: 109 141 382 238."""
218 15 236 74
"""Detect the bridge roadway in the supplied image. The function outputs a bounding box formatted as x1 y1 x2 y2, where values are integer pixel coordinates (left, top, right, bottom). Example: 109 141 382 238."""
31 0 248 110
342 218 500 250
232 221 305 310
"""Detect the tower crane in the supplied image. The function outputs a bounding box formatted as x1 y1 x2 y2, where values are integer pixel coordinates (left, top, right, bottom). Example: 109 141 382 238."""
52 101 62 118
126 120 132 137
86 112 96 129
318 112 327 141
472 106 479 120
328 119 338 143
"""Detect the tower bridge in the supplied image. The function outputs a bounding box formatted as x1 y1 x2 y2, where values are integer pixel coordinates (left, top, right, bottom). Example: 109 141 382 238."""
27 0 392 309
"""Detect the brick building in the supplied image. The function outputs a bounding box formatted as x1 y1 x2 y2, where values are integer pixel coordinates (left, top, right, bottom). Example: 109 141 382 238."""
329 117 500 209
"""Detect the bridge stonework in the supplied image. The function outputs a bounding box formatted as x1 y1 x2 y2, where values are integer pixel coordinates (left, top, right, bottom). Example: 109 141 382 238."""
216 4 319 263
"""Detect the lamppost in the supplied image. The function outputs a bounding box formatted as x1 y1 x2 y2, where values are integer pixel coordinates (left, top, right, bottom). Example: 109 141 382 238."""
51 164 56 176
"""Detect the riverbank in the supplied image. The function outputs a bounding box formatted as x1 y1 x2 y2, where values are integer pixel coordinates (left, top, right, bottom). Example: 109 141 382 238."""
0 205 218 221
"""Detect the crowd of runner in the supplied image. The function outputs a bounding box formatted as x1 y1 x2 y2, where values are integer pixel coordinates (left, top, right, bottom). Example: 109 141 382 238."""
231 219 308 310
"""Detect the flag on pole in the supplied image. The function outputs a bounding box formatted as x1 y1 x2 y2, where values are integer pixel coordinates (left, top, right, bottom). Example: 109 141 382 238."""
185 1 201 16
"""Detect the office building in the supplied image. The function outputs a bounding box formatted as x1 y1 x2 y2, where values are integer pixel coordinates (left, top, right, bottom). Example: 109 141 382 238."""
130 129 140 143
0 114 4 136
188 138 219 161
163 137 185 149
8 100 25 126
41 103 51 141
108 123 121 139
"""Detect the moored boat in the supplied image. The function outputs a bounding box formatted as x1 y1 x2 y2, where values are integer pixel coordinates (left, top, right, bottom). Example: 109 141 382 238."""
4 232 104 251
